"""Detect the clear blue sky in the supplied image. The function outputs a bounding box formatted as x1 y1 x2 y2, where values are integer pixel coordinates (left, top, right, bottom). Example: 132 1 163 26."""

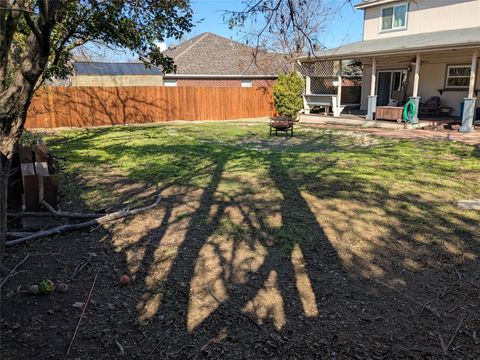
91 1 364 61
187 0 364 48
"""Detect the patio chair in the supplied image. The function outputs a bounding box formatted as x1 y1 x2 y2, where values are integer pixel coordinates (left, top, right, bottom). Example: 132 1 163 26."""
269 117 294 137
419 96 441 117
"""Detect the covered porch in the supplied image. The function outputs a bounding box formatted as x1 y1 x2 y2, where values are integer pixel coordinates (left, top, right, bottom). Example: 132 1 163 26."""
298 27 480 132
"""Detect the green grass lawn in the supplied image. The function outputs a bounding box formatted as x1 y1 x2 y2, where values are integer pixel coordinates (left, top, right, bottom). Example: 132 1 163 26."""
46 121 479 275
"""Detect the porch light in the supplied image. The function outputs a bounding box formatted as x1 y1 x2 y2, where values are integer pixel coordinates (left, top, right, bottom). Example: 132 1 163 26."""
332 80 339 87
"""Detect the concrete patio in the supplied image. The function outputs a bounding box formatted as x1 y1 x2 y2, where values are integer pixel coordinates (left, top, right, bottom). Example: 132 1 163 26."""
299 113 461 130
299 119 480 146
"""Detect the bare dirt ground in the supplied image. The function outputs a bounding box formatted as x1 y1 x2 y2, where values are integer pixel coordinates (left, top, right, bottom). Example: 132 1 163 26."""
2 185 479 359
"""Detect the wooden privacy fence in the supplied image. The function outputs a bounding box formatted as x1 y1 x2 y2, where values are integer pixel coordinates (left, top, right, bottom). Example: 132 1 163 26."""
341 86 362 105
26 86 276 128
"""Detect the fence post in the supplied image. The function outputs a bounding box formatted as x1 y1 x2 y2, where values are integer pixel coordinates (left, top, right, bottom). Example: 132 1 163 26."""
47 90 56 128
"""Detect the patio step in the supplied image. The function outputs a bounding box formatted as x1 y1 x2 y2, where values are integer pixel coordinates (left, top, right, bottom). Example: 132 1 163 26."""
299 114 410 129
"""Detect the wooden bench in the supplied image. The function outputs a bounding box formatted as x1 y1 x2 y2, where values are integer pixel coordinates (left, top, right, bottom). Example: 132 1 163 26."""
303 94 345 117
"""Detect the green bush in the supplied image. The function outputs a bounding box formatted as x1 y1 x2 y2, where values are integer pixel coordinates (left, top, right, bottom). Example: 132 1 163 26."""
273 71 305 119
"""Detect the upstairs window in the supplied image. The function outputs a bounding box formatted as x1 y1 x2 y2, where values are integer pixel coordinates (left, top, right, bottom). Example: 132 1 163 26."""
241 80 253 88
445 65 471 89
381 3 408 31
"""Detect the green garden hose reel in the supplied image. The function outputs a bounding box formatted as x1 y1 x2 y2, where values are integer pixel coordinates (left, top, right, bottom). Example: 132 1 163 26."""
403 99 417 124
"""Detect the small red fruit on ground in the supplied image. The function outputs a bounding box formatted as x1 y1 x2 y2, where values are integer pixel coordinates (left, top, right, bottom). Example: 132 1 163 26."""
120 275 130 285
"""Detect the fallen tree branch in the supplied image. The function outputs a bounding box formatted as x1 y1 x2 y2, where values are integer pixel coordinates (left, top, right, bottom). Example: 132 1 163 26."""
70 255 93 280
6 196 162 247
64 269 100 360
146 328 172 359
0 254 30 289
7 231 35 239
40 200 104 219
8 208 101 219
7 212 69 218
439 333 447 355
446 311 466 353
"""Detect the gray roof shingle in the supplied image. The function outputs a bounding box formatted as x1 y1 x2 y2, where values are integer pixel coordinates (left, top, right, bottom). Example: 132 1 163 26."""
74 62 163 76
301 27 480 60
163 32 289 76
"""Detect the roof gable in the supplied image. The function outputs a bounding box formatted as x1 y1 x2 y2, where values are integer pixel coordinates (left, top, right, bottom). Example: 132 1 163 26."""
163 32 289 76
302 26 480 60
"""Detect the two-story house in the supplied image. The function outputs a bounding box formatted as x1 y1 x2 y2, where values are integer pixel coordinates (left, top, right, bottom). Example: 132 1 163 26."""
300 0 480 132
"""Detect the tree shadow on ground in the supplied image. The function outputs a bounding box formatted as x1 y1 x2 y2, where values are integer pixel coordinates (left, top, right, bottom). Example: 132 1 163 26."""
473 144 480 158
96 140 480 358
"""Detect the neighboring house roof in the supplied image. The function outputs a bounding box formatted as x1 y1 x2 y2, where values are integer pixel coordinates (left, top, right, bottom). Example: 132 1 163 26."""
74 62 163 76
163 32 289 77
301 27 480 61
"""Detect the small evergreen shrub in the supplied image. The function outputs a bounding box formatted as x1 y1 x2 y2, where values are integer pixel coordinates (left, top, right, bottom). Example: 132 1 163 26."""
273 71 305 119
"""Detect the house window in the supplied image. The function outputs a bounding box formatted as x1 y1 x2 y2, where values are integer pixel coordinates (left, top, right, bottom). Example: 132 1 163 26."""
445 65 471 89
381 3 407 31
241 80 252 88
164 79 177 87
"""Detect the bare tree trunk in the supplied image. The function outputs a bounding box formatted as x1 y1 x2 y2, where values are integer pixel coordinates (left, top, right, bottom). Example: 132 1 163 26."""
0 0 63 264
0 110 30 271
0 153 10 273
0 33 50 264
0 95 38 267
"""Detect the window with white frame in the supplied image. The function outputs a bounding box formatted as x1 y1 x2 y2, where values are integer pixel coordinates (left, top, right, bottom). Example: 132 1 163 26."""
241 80 252 88
381 3 408 31
445 65 471 89
164 79 177 87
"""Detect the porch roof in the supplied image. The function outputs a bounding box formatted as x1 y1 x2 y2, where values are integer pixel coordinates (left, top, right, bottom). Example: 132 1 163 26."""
300 27 480 61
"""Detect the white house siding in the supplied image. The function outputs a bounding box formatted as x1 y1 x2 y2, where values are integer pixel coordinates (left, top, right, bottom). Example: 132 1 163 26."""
360 49 480 116
363 0 480 41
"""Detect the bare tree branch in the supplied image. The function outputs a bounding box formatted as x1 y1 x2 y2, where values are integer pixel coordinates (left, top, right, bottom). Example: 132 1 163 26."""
23 10 43 45
226 0 355 66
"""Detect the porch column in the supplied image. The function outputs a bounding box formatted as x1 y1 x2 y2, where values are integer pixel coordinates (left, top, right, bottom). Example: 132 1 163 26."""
332 60 343 117
337 59 342 114
409 54 421 125
366 57 377 120
460 49 478 133
303 71 312 114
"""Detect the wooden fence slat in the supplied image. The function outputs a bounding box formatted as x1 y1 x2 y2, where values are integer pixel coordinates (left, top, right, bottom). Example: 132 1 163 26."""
26 86 276 128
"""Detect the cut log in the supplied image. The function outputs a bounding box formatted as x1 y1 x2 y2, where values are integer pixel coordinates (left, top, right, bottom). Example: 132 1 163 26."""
23 175 40 211
34 144 49 162
19 147 34 163
6 195 162 246
43 176 58 209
